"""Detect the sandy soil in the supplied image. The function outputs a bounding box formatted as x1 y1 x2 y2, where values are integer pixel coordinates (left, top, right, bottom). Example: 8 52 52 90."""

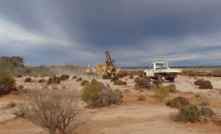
0 75 221 134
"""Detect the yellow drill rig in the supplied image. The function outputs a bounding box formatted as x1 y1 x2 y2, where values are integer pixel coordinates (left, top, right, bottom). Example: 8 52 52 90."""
86 49 120 77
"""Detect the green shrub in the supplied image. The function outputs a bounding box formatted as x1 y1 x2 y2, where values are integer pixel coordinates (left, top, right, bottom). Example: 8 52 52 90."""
72 76 77 79
154 86 169 100
195 94 200 98
81 80 90 86
201 107 214 117
134 77 152 90
18 85 24 89
200 100 209 106
102 74 110 79
38 79 46 83
167 84 177 93
137 95 146 101
166 96 189 108
25 77 32 82
60 74 69 80
81 83 123 107
175 104 201 123
194 79 213 89
114 80 127 85
47 75 61 84
111 76 119 82
0 72 16 95
198 116 209 123
6 101 16 108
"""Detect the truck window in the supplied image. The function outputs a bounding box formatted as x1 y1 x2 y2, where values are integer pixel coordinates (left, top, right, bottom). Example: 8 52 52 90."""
149 64 154 69
156 63 168 69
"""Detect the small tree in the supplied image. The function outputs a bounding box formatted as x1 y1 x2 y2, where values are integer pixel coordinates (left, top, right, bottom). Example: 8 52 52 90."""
19 89 79 134
0 72 16 94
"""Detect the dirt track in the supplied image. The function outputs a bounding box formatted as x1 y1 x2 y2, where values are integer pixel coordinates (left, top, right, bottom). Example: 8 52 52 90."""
0 75 221 134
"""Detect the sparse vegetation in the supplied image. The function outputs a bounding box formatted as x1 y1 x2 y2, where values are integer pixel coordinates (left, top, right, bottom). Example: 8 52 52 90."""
76 77 82 82
47 75 61 84
60 74 69 80
195 94 200 98
124 89 130 93
167 84 177 93
0 72 16 95
175 104 201 123
114 80 127 85
38 79 46 83
166 96 189 108
137 95 146 101
139 89 144 92
119 71 127 78
6 101 16 108
102 74 110 79
72 75 77 79
154 86 169 100
110 76 119 82
201 107 214 117
19 89 79 134
194 79 213 89
18 85 24 89
81 80 90 86
25 77 32 82
81 82 123 107
134 77 152 90
200 100 209 106
129 74 133 78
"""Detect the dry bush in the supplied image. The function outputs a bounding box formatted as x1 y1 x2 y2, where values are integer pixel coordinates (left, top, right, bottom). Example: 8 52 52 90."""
119 71 127 78
200 100 209 106
81 80 90 86
38 79 46 83
139 73 143 78
25 77 32 82
175 104 201 123
72 76 77 79
129 74 133 78
194 79 213 89
0 72 16 95
110 76 119 82
16 75 23 78
60 74 69 80
114 80 127 85
201 107 214 117
137 95 146 101
153 80 163 87
134 77 152 90
19 89 79 134
166 96 189 108
102 74 110 79
6 101 16 108
167 84 177 93
81 83 123 107
76 77 82 82
47 75 61 84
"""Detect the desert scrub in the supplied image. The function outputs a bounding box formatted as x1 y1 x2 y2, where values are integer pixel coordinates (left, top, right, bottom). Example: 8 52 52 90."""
81 83 123 107
119 71 128 78
102 74 110 79
13 108 25 117
114 80 127 85
137 95 146 101
6 101 16 108
154 86 169 100
129 74 133 78
200 100 209 106
38 79 46 83
47 75 61 84
167 84 177 93
0 72 16 95
124 89 130 93
166 96 189 108
139 89 144 92
81 80 90 86
60 74 69 80
201 107 214 117
195 94 200 98
134 77 152 90
76 77 82 82
16 75 23 78
175 104 201 123
25 77 32 82
194 79 213 89
72 76 77 79
18 85 24 89
110 76 119 82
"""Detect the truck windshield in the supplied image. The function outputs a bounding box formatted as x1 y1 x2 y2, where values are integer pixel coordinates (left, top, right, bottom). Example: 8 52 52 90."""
156 63 167 69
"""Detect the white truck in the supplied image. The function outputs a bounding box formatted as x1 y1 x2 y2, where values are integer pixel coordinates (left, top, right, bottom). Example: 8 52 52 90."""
143 62 182 82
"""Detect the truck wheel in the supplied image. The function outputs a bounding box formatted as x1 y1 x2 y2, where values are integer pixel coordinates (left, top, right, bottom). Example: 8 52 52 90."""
169 78 175 82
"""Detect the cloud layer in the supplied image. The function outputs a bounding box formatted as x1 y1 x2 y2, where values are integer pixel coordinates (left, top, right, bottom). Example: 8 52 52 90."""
0 0 221 66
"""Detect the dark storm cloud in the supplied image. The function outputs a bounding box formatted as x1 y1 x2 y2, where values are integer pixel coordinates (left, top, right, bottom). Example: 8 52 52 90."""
0 0 221 66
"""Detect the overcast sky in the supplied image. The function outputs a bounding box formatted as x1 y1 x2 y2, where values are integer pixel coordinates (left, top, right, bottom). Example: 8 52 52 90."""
0 0 221 67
